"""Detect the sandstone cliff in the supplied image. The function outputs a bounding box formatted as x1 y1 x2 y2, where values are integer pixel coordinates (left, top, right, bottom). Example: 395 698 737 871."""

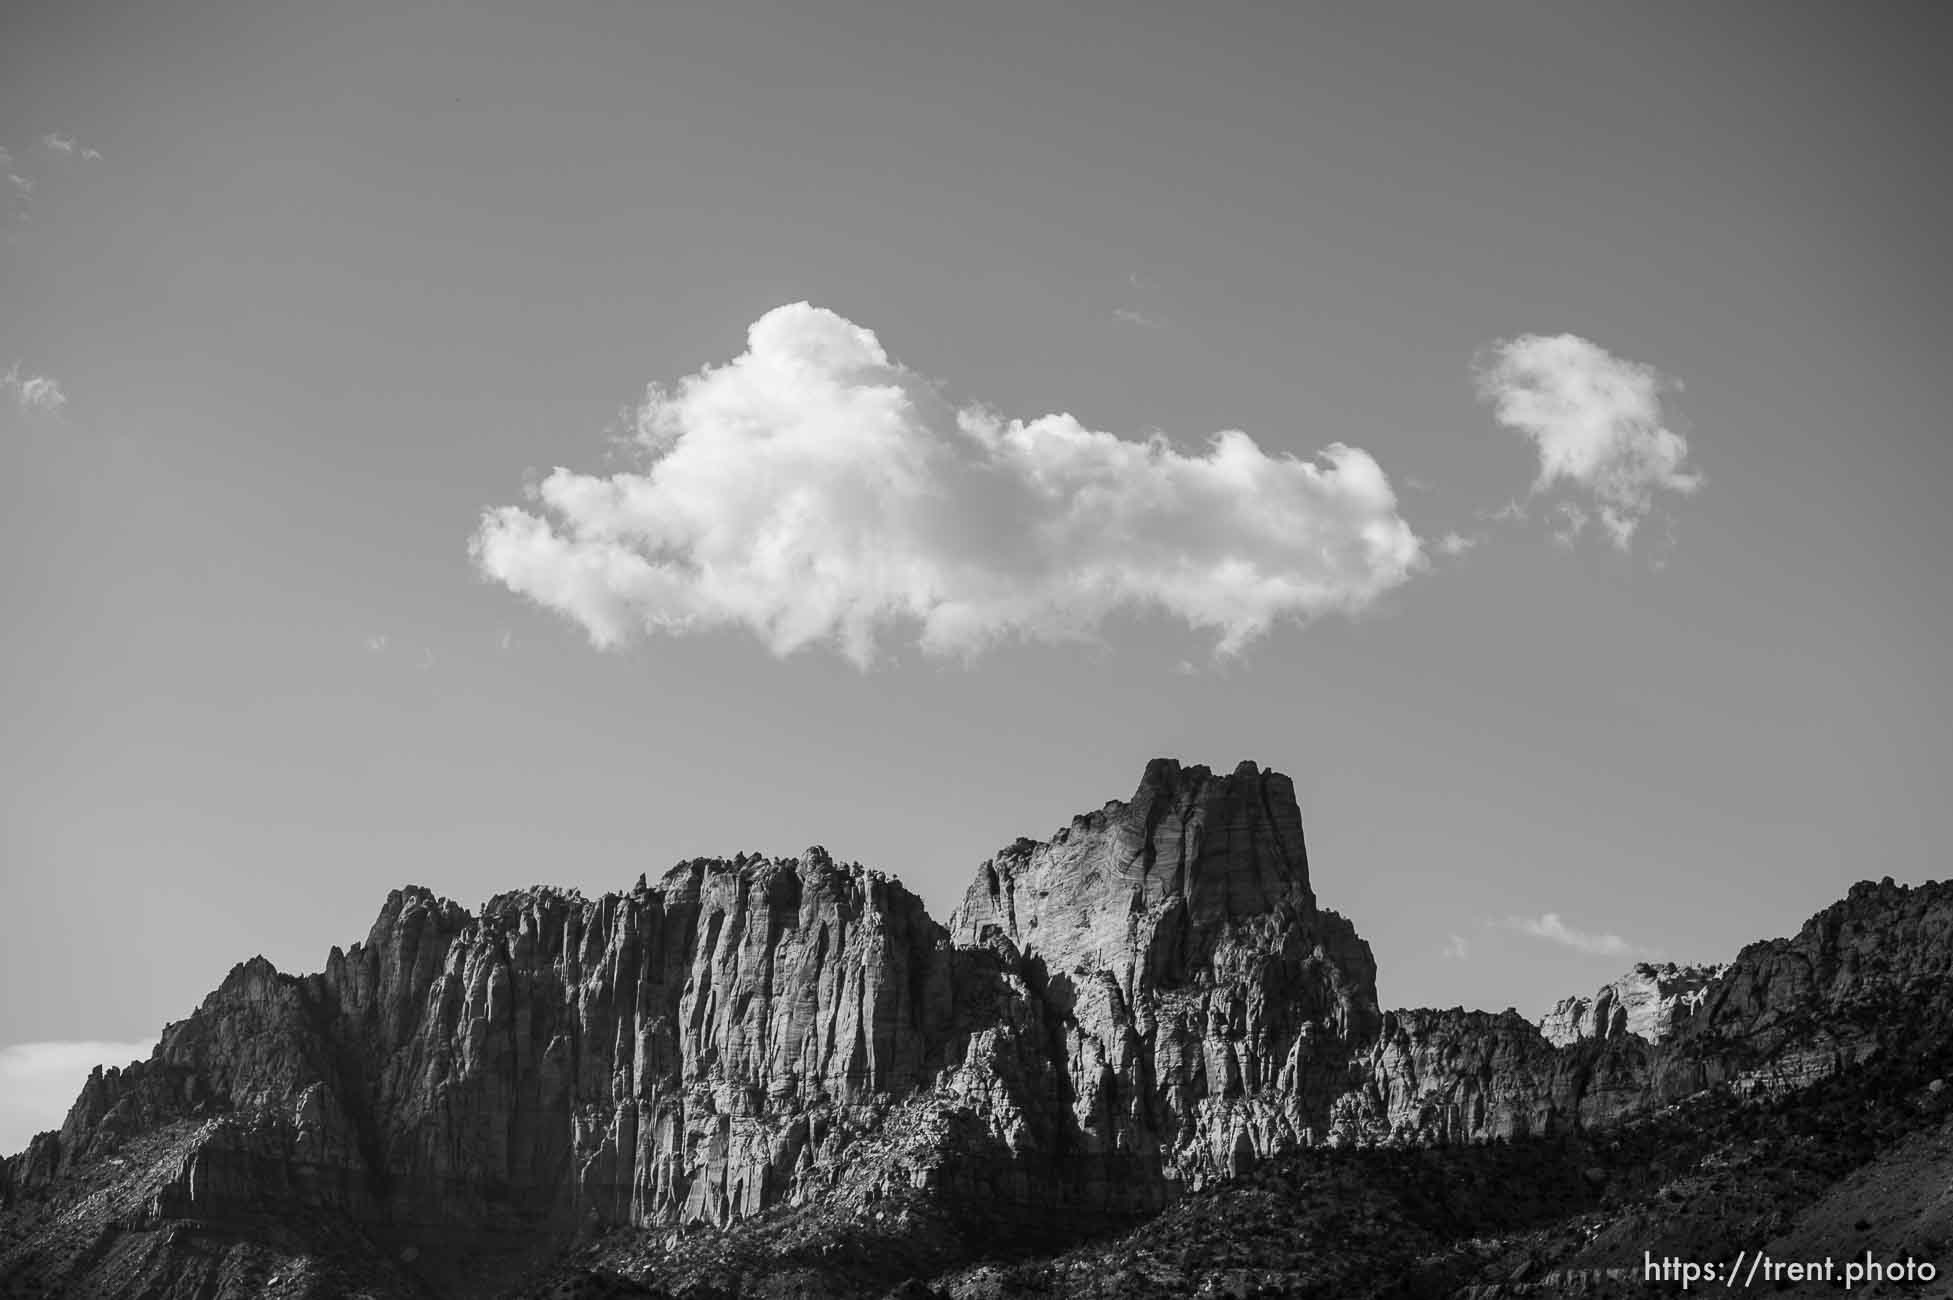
2 851 982 1252
946 758 1380 1193
1330 878 1953 1149
1540 962 1727 1048
4 763 1950 1300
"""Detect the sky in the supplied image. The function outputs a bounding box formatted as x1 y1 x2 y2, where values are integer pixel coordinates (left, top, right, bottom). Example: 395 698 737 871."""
3 0 1949 1155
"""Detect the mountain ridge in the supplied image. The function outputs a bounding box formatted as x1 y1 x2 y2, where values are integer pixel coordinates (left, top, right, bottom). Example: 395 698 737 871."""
4 760 1949 1298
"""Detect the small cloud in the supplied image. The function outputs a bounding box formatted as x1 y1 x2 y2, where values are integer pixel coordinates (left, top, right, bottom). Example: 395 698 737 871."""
1440 933 1470 960
1504 912 1656 959
364 633 389 653
1476 334 1701 551
499 629 513 651
41 132 99 160
1112 307 1167 329
1548 501 1589 548
1127 271 1155 291
1 151 27 223
3 363 66 414
1436 531 1479 558
1483 499 1528 525
0 1040 154 1156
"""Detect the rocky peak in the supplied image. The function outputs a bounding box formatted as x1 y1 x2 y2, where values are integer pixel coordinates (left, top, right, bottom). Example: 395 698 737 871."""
947 758 1320 991
945 759 1381 1186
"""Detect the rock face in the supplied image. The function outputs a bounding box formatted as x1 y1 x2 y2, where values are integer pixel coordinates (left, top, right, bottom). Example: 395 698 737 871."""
4 850 979 1243
5 761 1952 1300
946 759 1381 1192
1540 962 1726 1048
1335 878 1953 1148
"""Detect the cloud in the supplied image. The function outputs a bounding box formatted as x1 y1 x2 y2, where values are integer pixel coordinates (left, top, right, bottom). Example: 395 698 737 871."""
1113 307 1167 329
1482 499 1528 525
2 150 27 220
0 1040 153 1156
41 132 99 160
364 633 389 652
3 363 66 414
1441 933 1470 960
1436 531 1478 558
1476 334 1701 550
473 303 1424 668
1505 912 1654 959
1549 501 1589 548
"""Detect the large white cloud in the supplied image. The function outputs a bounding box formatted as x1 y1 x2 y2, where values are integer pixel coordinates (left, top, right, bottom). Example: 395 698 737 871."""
1476 334 1701 549
0 1040 153 1156
473 303 1424 667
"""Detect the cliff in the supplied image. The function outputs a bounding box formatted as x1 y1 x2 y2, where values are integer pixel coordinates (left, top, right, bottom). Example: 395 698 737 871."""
1540 962 1727 1047
1329 877 1953 1149
4 763 1950 1299
945 759 1380 1192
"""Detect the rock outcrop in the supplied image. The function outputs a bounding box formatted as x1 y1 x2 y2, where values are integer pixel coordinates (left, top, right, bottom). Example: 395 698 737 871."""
946 759 1381 1192
1332 878 1953 1148
5 762 1951 1300
1540 962 1726 1048
3 850 984 1247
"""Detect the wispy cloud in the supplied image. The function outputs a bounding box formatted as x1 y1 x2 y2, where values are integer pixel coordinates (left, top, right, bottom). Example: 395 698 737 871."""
364 633 389 653
473 303 1424 669
1436 531 1479 558
1482 499 1528 525
1112 307 1167 329
2 148 28 222
41 132 99 161
0 1040 154 1157
1504 912 1655 959
1476 335 1701 551
1441 933 1470 960
1548 501 1589 548
3 363 67 414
